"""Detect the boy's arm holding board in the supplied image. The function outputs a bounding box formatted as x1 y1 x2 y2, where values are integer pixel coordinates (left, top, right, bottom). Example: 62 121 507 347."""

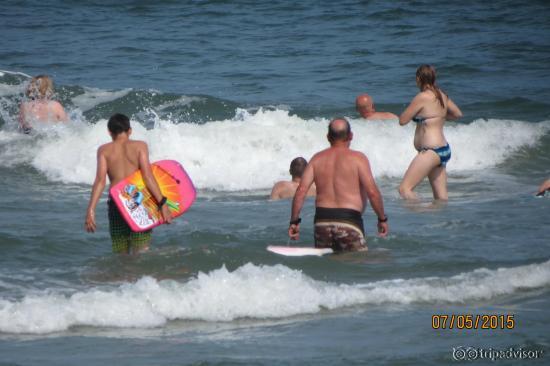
137 142 173 224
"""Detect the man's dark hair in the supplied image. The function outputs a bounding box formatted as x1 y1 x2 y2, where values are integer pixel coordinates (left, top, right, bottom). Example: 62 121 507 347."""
289 157 308 178
328 117 351 141
108 113 131 137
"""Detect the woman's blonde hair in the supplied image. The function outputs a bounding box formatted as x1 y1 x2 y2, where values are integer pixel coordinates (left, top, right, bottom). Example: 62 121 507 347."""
26 75 54 100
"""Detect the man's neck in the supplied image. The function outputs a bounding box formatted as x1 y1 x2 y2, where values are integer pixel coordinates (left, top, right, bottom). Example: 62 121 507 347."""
330 140 350 148
362 109 376 118
112 133 130 142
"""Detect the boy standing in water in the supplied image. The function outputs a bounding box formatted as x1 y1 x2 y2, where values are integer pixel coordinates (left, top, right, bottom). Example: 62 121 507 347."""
85 113 172 254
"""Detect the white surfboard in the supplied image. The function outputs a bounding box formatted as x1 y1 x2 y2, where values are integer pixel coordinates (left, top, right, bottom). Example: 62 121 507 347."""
267 245 333 257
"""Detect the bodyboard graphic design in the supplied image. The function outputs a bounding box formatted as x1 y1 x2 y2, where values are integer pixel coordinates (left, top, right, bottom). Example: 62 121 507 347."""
109 160 196 232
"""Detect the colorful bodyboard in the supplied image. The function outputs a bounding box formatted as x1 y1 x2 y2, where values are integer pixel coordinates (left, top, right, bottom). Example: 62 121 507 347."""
109 160 196 232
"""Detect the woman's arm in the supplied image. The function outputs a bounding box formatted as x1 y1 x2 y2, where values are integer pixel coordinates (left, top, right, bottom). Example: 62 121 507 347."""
446 97 463 120
399 93 424 125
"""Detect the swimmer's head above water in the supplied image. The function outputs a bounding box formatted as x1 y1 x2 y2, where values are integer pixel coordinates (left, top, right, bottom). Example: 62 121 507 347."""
355 94 374 117
289 157 308 179
26 75 54 100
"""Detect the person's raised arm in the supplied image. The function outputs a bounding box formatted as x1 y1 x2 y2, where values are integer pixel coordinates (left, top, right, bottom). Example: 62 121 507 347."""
399 94 423 126
357 154 388 237
446 97 463 120
138 143 173 223
85 148 108 232
289 161 315 240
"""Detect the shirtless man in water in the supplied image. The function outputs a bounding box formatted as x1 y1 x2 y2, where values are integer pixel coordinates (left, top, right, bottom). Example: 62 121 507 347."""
288 118 388 252
270 157 316 200
85 113 172 254
355 93 397 120
19 75 68 132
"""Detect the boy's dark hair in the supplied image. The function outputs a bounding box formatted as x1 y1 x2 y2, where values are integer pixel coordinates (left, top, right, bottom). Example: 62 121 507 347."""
289 157 308 178
108 113 131 137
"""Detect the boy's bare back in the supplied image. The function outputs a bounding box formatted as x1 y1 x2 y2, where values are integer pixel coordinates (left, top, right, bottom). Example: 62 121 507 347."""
99 140 148 186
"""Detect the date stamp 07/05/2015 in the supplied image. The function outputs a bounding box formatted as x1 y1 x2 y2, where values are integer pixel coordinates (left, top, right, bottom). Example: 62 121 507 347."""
432 314 515 330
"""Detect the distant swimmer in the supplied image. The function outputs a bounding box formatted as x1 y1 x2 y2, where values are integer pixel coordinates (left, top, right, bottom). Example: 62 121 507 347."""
85 113 172 254
398 65 463 201
355 93 398 120
19 75 68 133
536 178 550 196
270 157 316 200
288 118 388 252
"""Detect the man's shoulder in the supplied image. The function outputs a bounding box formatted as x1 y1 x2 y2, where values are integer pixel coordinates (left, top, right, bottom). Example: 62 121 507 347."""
348 149 369 161
270 180 293 200
272 180 292 189
366 112 397 120
272 180 284 188
377 111 398 119
311 147 332 159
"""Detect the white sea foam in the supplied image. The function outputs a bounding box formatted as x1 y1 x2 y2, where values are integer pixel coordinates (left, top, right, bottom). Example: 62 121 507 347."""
0 69 32 79
71 87 132 112
0 83 26 98
0 109 548 190
0 260 549 334
155 95 204 111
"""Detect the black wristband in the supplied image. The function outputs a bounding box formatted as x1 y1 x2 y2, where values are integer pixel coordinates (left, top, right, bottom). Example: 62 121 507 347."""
377 215 388 223
289 218 301 225
158 196 167 209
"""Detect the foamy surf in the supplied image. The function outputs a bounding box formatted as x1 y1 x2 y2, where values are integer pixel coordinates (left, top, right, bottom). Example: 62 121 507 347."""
1 260 549 334
0 108 548 190
71 87 133 112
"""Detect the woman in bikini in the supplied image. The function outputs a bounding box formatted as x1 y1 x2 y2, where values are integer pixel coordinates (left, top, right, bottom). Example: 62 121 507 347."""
398 65 463 200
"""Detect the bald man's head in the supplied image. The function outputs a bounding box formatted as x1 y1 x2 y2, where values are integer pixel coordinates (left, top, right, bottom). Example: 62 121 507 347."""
328 118 352 142
356 94 374 117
